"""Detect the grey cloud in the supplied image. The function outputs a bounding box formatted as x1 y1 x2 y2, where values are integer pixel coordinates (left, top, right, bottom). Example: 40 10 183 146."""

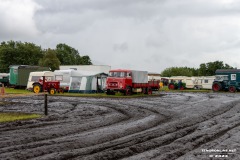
2 0 240 73
113 43 128 52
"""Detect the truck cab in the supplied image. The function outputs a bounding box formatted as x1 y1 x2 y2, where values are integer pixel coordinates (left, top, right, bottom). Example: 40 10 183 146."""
106 70 132 94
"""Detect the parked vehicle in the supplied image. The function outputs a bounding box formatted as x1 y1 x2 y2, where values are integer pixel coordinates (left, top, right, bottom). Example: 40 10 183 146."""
32 76 63 94
9 65 50 88
27 71 55 90
54 70 73 91
106 69 159 95
198 76 215 89
168 77 186 90
212 69 240 92
0 73 9 87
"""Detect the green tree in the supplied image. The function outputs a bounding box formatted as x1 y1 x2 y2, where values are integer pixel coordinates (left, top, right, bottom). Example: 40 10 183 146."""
161 67 196 77
198 61 233 76
0 41 43 72
79 55 92 65
39 49 60 71
56 43 92 65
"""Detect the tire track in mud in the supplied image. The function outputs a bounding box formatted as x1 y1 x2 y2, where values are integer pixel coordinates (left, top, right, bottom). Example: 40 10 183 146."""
0 97 166 160
123 99 240 160
56 96 240 160
0 99 129 149
0 93 240 160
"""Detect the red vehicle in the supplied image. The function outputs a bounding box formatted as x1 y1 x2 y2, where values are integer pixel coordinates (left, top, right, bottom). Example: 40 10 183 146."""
106 69 159 95
32 76 64 94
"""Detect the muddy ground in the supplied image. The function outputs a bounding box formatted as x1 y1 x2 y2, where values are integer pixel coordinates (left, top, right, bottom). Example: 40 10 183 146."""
0 92 239 160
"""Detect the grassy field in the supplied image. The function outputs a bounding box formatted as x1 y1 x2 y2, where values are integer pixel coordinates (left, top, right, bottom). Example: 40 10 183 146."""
2 86 212 96
4 88 32 94
0 112 42 123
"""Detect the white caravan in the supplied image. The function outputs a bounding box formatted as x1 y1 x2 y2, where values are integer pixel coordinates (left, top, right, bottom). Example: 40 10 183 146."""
198 76 215 89
27 71 55 90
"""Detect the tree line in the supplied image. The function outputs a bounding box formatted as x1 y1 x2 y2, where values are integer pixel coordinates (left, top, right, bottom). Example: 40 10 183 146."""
0 41 92 72
161 61 234 77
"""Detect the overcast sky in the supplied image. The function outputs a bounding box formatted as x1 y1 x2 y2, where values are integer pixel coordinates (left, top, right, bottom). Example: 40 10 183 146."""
1 0 240 72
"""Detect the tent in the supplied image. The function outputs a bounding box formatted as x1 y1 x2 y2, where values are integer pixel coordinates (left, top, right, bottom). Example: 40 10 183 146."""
69 71 108 93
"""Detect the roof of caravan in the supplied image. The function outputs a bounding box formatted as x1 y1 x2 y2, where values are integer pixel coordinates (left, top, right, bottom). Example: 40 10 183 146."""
29 71 54 76
71 70 107 77
54 70 107 77
54 69 75 74
109 69 148 72
9 65 46 69
215 69 240 73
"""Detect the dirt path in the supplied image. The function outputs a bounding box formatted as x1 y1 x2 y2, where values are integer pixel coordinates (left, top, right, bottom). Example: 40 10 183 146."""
0 92 239 160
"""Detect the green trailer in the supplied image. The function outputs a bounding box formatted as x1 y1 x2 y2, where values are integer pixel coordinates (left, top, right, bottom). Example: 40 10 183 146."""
9 65 50 88
212 69 240 92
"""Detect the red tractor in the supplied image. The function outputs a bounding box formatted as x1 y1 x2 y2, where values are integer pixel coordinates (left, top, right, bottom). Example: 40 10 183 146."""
32 76 64 94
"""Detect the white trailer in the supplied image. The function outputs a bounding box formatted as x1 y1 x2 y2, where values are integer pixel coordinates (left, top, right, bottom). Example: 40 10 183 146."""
54 70 76 90
198 76 215 89
168 76 201 89
148 72 161 81
59 65 111 74
26 71 55 90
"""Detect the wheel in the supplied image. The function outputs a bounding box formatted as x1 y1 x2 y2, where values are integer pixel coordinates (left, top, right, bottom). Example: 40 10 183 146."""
168 83 175 90
212 82 222 92
142 88 147 94
148 87 152 95
49 88 56 95
229 86 236 93
180 86 184 90
58 88 64 94
125 86 132 95
33 84 42 93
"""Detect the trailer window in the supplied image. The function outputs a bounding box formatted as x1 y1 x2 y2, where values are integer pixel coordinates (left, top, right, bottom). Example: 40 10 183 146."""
31 76 41 81
55 75 63 81
31 76 53 81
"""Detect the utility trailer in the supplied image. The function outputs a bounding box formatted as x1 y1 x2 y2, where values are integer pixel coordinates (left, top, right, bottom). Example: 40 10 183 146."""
9 65 50 88
212 69 240 92
106 69 159 95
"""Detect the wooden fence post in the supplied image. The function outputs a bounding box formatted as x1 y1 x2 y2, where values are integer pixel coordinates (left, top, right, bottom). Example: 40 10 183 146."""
44 94 48 115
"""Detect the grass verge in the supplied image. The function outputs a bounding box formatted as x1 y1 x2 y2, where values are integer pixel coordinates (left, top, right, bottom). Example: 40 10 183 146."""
0 112 42 123
4 88 32 94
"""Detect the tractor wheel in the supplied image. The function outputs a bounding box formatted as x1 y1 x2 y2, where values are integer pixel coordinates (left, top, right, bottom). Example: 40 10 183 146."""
229 86 236 93
142 88 147 94
148 87 152 95
180 86 185 90
49 88 56 95
58 88 64 94
125 86 132 96
33 84 42 93
212 82 222 92
168 83 175 90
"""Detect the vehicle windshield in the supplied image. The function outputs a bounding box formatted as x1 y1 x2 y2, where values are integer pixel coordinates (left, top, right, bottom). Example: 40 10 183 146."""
109 72 127 77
